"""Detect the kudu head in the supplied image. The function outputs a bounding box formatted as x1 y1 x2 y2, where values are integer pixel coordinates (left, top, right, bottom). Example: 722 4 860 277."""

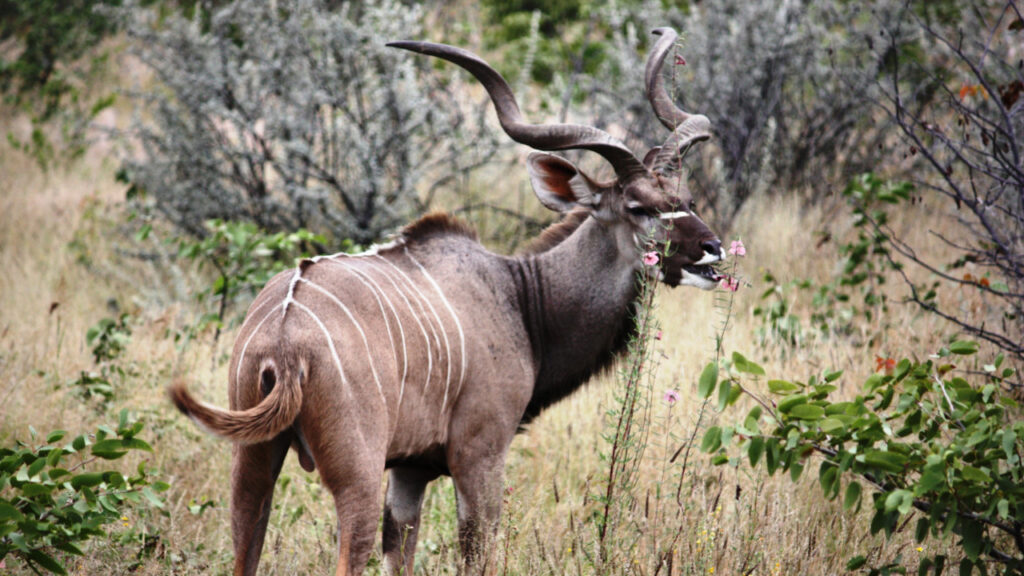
389 28 724 289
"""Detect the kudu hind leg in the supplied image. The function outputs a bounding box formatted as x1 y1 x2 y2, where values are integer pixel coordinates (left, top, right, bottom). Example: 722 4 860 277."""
230 434 290 576
382 467 437 575
317 458 384 576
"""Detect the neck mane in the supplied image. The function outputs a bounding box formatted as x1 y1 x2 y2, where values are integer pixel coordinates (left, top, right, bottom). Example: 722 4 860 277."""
517 209 591 254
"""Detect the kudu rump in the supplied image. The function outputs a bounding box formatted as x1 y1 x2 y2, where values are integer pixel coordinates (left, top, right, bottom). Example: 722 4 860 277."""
171 28 725 575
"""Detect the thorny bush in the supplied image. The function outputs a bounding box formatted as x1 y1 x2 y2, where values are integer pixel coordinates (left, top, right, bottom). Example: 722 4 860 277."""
115 0 496 246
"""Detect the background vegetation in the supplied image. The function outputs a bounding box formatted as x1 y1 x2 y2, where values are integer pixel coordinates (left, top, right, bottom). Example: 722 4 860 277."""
1 0 1021 574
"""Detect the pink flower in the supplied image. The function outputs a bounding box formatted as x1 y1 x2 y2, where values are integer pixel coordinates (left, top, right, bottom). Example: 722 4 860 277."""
720 276 740 292
663 389 680 404
655 330 663 341
728 240 746 257
674 55 687 66
643 251 660 266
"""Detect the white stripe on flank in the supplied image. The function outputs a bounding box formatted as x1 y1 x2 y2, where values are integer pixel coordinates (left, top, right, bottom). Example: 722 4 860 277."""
300 278 387 406
235 301 284 386
379 254 455 412
290 299 351 398
405 250 467 400
324 259 409 405
659 211 692 220
377 257 442 350
362 260 435 392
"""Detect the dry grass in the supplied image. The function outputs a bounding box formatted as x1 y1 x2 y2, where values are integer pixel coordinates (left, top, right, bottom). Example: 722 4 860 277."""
0 115 995 575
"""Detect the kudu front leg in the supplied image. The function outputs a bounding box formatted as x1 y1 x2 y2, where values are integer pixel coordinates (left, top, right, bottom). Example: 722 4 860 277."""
382 467 438 575
450 457 507 575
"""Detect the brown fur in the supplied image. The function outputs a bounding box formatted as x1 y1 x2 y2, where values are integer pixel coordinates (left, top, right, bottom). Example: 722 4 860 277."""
517 208 590 254
169 171 722 576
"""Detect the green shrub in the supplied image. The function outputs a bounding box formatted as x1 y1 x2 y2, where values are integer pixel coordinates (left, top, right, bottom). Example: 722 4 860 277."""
175 219 327 337
0 410 168 575
702 344 1024 574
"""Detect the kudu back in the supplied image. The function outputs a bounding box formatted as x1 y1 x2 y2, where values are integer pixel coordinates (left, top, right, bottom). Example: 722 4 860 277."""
170 28 725 576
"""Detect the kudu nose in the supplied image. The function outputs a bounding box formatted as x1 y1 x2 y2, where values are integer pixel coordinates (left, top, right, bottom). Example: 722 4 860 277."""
701 239 722 258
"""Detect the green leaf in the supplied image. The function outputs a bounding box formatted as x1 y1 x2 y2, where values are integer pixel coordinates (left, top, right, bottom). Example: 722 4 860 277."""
894 358 912 380
777 393 808 414
915 517 930 543
847 555 867 570
21 482 54 497
732 352 766 376
916 468 946 494
27 456 47 478
27 549 67 575
698 362 718 399
52 541 85 557
949 341 979 355
701 426 723 453
768 379 800 394
122 438 153 452
717 379 732 412
748 436 765 467
843 481 862 511
960 466 990 483
91 439 128 460
863 450 907 474
790 404 825 421
46 430 68 444
819 417 846 434
0 501 25 522
70 472 105 490
819 464 839 499
789 460 804 482
997 498 1009 520
960 520 983 560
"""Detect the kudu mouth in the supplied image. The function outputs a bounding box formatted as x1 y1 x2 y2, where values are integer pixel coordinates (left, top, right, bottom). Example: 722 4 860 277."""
679 263 724 289
665 246 726 290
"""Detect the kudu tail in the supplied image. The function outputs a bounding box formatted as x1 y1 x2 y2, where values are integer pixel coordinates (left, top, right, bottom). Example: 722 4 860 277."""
168 359 302 444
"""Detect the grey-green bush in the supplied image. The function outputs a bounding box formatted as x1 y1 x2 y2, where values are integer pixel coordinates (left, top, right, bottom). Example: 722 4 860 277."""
118 0 496 245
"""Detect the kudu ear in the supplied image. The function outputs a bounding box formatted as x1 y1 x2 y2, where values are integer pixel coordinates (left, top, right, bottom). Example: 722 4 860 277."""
642 147 662 169
526 152 601 213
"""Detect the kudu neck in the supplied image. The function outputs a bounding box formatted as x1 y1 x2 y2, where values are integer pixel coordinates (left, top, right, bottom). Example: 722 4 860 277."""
515 215 644 422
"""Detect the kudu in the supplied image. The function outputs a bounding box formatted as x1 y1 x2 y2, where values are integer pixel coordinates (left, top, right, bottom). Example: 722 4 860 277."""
170 28 725 576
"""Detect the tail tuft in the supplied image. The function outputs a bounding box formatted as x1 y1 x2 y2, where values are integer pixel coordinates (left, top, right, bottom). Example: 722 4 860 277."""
168 380 194 417
167 359 303 444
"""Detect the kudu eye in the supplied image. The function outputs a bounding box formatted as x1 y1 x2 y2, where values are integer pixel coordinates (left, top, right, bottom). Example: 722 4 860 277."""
625 203 650 217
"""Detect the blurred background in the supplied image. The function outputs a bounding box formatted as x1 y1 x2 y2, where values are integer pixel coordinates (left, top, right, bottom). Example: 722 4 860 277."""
0 0 1021 574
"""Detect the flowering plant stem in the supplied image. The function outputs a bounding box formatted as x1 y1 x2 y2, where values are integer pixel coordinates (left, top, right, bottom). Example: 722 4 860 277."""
595 264 660 570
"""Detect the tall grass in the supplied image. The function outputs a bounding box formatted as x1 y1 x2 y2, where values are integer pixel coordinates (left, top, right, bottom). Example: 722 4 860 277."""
0 117 983 574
